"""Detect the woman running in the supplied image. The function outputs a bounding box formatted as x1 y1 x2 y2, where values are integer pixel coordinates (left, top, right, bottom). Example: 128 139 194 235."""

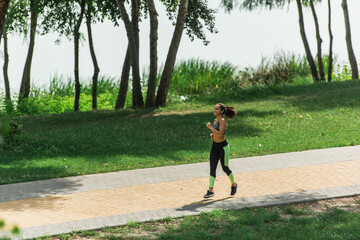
204 103 237 198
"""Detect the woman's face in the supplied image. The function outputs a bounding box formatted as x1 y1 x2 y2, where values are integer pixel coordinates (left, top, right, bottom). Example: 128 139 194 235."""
213 104 222 116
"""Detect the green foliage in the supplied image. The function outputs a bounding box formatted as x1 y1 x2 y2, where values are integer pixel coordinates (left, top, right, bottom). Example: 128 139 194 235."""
15 91 120 115
59 233 70 240
0 121 9 144
0 120 21 145
241 0 292 11
4 0 29 35
158 0 217 45
41 0 80 38
333 64 353 81
11 226 20 235
0 75 128 116
47 74 75 97
95 0 121 26
127 221 140 229
45 74 120 97
185 0 218 45
0 219 20 237
78 230 99 237
0 121 21 144
169 58 238 95
168 52 315 97
240 52 310 86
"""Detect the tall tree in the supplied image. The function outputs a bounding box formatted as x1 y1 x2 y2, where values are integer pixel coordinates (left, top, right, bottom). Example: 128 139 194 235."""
295 0 318 81
19 0 39 102
116 0 144 108
42 0 87 111
3 32 9 101
327 0 333 82
341 0 358 79
309 0 324 81
94 0 130 110
155 0 189 107
145 0 158 107
82 0 121 109
73 0 86 111
85 1 100 110
115 0 216 108
2 31 12 117
2 0 28 112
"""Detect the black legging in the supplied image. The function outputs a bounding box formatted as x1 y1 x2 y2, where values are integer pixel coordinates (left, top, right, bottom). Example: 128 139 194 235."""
210 140 232 178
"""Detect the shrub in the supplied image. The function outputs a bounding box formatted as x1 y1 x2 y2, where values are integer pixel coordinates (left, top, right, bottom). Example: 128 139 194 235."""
0 120 21 144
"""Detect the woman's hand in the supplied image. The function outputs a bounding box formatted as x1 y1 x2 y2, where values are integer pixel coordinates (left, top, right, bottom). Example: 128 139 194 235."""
206 122 212 129
210 133 213 138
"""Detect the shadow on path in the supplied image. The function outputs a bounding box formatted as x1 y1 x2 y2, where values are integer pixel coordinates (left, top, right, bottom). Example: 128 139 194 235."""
0 176 83 211
176 197 234 213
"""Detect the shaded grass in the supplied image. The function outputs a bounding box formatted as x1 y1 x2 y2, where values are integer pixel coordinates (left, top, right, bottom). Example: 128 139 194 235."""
36 204 360 240
1 80 360 184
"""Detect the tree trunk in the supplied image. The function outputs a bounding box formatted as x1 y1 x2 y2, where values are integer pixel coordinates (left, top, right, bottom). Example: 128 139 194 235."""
0 0 10 113
73 0 86 112
0 0 10 37
310 0 324 81
3 33 10 100
2 33 12 113
341 0 358 79
327 0 333 82
116 0 144 108
155 0 189 107
131 0 143 108
18 9 38 102
295 0 319 82
145 0 158 108
115 45 131 109
86 4 100 111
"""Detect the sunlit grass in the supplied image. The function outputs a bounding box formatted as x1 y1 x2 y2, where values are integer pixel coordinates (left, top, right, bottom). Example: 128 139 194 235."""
1 80 360 184
36 205 360 240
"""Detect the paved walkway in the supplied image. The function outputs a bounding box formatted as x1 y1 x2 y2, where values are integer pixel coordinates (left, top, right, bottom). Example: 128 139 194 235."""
1 146 360 239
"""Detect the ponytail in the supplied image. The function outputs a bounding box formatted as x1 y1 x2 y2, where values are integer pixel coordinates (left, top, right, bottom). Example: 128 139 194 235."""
218 103 237 119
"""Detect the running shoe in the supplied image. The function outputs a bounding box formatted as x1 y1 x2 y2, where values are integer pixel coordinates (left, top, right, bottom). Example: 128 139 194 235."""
231 183 237 196
203 190 215 198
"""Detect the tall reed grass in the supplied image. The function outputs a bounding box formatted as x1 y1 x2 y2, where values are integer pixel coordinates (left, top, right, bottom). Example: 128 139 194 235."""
2 75 131 116
239 52 310 86
169 59 238 95
169 52 316 96
34 74 121 97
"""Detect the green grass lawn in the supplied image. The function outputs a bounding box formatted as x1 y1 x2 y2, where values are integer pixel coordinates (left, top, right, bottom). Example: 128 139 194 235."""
36 198 360 240
1 80 360 184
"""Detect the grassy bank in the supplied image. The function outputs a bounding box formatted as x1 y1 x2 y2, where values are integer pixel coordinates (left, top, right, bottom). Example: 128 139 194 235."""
1 80 360 184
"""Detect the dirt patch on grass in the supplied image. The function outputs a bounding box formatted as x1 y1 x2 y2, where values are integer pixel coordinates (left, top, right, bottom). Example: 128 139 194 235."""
283 195 360 212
